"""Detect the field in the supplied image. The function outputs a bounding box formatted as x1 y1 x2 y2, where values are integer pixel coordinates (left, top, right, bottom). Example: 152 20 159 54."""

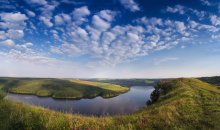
0 77 220 130
0 78 129 99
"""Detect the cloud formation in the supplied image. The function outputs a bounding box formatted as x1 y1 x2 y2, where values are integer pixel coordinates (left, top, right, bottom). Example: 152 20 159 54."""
0 0 220 78
1 39 15 46
119 0 140 12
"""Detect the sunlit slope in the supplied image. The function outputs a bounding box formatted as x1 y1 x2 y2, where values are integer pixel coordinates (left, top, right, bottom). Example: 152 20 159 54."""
71 80 128 92
0 78 129 99
0 78 220 130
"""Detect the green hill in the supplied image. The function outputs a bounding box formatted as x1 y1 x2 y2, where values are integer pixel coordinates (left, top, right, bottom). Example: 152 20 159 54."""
0 77 129 99
200 76 220 86
0 78 220 130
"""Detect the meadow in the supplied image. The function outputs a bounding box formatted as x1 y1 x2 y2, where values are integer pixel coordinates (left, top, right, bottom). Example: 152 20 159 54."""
0 77 220 130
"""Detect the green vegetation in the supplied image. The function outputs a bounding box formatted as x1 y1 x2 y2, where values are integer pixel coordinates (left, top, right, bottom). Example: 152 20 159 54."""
1 77 220 130
0 78 129 99
0 90 5 100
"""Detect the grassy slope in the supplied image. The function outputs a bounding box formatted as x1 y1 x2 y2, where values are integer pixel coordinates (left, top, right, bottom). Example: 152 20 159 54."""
0 78 220 130
0 78 129 99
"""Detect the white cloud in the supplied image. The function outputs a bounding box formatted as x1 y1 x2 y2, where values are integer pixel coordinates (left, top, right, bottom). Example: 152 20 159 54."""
50 46 63 54
0 12 28 30
61 13 72 22
198 24 219 32
211 34 220 39
136 17 163 27
72 27 88 39
26 10 36 17
55 15 64 25
166 5 185 14
63 43 82 54
27 0 59 27
50 16 200 66
15 42 33 50
55 13 72 25
73 6 90 18
0 12 28 22
92 15 111 31
39 7 219 68
39 16 53 27
0 12 28 41
98 10 117 22
72 6 90 24
189 20 198 29
1 39 15 46
0 20 26 30
25 0 47 5
165 5 207 20
119 0 140 12
175 21 186 33
0 31 6 40
0 49 59 65
200 0 211 6
190 9 206 20
127 32 139 41
6 29 24 39
40 2 59 17
147 35 160 43
86 25 102 41
0 40 59 67
210 15 220 26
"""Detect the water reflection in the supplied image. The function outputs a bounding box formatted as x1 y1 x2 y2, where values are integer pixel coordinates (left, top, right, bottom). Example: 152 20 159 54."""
6 86 154 116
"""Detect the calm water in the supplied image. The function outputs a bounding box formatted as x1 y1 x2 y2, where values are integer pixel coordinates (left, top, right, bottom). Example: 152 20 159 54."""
6 86 154 116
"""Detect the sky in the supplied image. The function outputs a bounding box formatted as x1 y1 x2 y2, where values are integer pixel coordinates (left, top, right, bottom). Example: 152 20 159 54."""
0 0 220 78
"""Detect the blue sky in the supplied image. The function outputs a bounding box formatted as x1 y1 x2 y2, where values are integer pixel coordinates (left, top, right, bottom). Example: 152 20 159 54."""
0 0 220 78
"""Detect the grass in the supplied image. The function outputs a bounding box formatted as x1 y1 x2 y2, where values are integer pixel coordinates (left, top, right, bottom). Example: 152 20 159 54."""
0 78 129 99
0 77 220 130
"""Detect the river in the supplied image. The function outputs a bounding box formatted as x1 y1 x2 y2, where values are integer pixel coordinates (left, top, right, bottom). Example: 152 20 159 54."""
6 86 154 116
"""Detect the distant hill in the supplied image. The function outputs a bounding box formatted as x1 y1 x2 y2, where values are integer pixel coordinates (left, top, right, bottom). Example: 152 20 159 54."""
199 76 220 86
89 79 159 87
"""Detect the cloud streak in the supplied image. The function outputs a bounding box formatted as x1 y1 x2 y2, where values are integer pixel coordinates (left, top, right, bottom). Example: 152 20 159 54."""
154 57 179 65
